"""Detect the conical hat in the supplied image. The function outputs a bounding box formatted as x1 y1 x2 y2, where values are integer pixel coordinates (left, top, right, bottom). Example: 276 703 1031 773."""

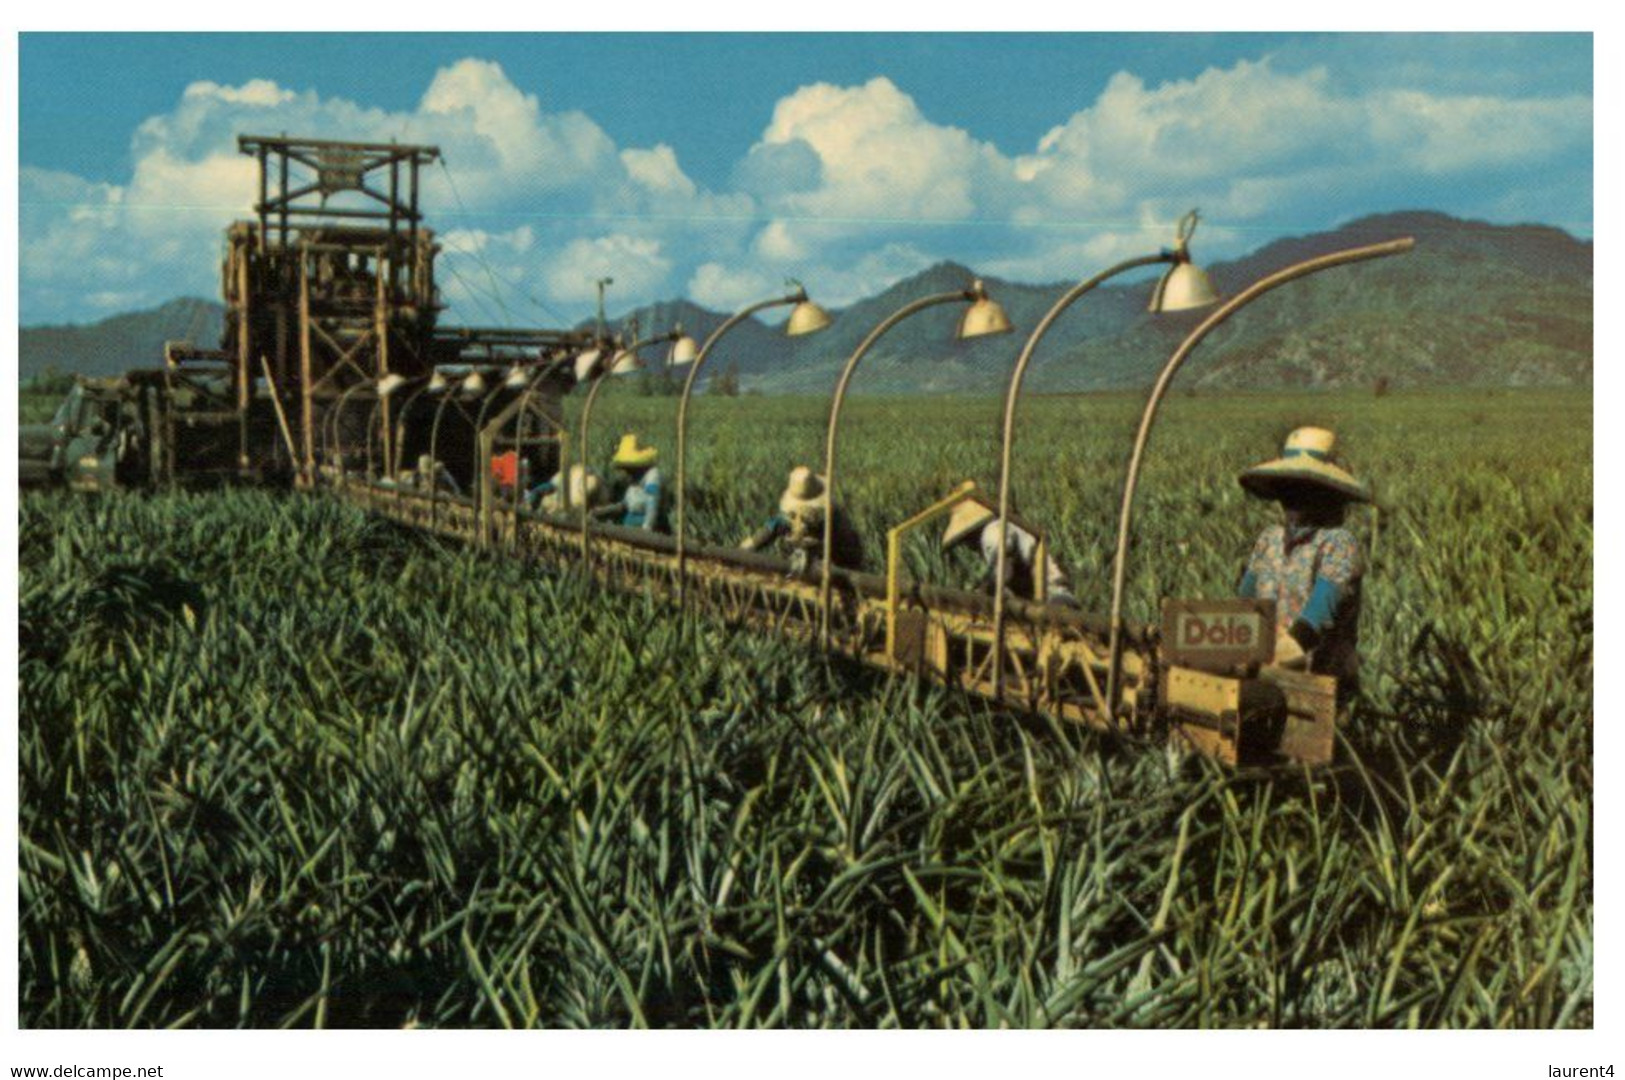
1239 427 1369 503
941 494 996 551
779 466 828 517
612 433 658 469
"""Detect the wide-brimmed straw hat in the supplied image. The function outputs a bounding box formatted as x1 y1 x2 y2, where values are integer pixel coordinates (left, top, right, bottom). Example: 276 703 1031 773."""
1239 427 1369 503
941 493 997 551
779 466 828 517
612 433 658 470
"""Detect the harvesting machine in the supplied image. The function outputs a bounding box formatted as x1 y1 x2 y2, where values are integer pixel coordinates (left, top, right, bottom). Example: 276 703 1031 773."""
21 132 1416 769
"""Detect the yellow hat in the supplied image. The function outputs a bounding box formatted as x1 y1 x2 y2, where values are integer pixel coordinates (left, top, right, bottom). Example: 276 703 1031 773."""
941 493 997 551
1239 427 1369 503
779 466 828 517
612 433 658 469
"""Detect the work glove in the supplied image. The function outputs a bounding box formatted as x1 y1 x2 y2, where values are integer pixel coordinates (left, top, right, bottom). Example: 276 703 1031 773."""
1272 631 1309 670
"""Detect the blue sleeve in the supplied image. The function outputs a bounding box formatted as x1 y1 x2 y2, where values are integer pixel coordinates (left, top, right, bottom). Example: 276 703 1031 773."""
1298 577 1342 632
1237 569 1258 598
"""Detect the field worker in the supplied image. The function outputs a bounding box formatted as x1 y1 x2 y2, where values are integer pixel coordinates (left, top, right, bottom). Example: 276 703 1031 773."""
525 463 605 515
593 434 667 532
414 454 463 496
739 466 865 572
1236 427 1368 690
489 449 522 497
941 492 1078 607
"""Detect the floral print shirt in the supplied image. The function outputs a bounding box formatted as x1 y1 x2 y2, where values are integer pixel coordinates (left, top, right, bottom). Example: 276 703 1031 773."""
1238 524 1363 684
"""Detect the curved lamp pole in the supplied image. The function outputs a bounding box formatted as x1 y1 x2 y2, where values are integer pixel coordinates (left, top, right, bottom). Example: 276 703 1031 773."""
363 373 408 480
990 210 1219 696
365 397 383 478
1101 235 1416 715
818 281 1013 644
427 370 487 528
327 380 377 487
507 348 589 525
472 365 540 543
325 383 364 480
579 328 695 559
426 371 483 490
469 365 523 499
392 371 449 477
676 284 831 600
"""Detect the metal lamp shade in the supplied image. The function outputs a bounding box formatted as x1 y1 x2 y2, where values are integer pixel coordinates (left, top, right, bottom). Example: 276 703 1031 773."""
426 370 450 393
573 349 604 383
503 366 531 389
785 299 833 337
1149 261 1219 313
376 373 408 398
460 371 487 398
957 296 1014 339
609 350 643 376
670 334 699 366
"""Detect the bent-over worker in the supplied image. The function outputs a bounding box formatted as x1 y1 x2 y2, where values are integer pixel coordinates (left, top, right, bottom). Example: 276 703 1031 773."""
941 492 1077 607
1236 426 1368 692
411 454 463 496
593 434 667 532
739 466 865 572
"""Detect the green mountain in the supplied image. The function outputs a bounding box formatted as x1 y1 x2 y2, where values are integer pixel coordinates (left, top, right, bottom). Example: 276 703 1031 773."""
18 298 224 381
735 211 1592 394
1051 211 1593 392
588 211 1589 394
22 212 1591 393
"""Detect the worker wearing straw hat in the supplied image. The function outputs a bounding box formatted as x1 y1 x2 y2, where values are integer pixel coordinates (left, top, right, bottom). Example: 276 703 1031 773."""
412 454 462 496
593 433 667 532
740 466 865 573
941 492 1077 607
1237 426 1369 689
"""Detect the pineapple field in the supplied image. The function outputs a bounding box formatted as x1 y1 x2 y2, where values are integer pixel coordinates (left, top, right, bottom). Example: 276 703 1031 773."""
17 388 1592 1028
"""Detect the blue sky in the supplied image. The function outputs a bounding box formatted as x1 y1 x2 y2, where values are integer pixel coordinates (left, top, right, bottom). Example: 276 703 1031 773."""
19 32 1593 326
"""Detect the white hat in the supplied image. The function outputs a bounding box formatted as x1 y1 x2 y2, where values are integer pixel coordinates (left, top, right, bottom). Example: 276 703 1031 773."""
779 466 828 517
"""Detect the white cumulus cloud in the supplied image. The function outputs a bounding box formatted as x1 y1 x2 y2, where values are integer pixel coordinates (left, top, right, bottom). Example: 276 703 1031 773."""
20 53 1590 327
543 235 673 305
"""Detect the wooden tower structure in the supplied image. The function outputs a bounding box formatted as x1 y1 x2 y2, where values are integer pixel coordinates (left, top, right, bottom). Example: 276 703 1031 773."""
223 134 443 483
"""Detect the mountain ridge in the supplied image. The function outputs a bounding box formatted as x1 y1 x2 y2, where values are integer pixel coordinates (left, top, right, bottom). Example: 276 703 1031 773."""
20 212 1592 393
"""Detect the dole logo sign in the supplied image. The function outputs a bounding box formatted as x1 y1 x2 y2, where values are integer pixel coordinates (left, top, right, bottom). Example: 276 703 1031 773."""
1160 599 1276 670
1180 612 1257 648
